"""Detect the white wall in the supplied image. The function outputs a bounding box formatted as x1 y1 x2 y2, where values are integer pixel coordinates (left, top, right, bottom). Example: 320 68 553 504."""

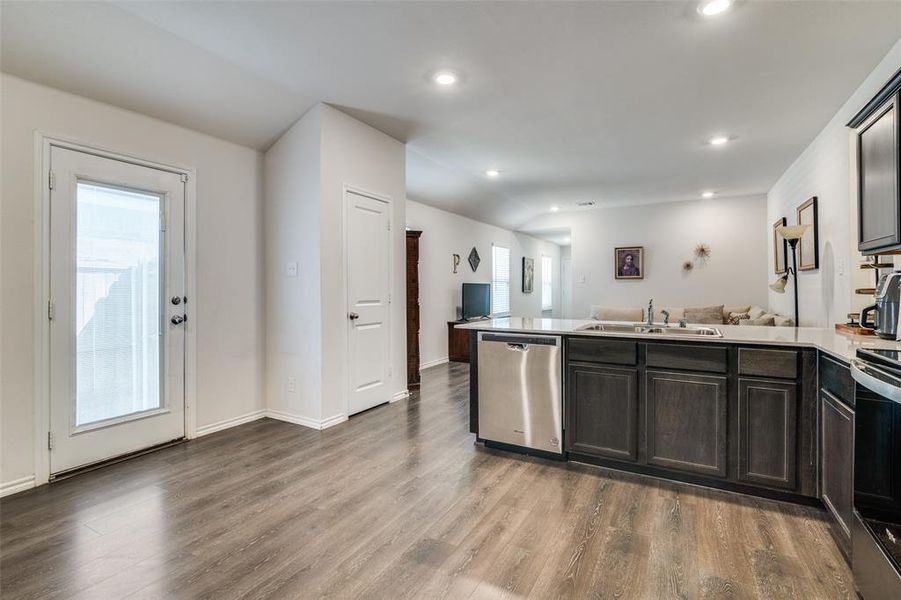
767 38 901 327
264 105 323 422
1 74 265 488
264 104 406 424
522 195 768 319
319 105 407 419
406 200 561 368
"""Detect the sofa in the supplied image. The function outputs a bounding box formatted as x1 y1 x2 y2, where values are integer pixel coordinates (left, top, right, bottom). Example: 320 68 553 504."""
589 304 794 327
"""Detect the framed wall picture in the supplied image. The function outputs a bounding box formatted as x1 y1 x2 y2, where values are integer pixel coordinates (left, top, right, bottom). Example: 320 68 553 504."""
522 257 534 293
773 217 787 274
614 246 643 280
797 197 819 271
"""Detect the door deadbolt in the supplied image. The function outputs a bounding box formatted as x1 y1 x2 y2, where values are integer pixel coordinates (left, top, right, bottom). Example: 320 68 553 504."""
171 296 182 306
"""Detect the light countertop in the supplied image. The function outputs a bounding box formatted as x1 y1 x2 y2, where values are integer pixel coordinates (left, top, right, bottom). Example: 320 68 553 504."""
455 317 901 364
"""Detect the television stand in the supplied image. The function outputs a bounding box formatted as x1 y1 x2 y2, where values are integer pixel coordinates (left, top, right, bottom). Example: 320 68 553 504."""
447 320 472 363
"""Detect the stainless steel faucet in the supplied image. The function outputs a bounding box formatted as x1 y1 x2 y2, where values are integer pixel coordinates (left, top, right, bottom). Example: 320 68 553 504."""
661 309 670 326
646 299 654 326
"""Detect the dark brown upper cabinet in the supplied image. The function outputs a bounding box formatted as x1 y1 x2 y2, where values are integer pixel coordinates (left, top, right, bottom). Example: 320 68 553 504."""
849 69 901 254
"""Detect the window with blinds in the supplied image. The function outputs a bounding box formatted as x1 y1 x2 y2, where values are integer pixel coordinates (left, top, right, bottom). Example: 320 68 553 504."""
541 255 553 311
491 245 511 316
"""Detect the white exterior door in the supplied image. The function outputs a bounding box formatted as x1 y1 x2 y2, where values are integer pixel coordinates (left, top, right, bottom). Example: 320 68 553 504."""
346 190 392 415
48 147 186 474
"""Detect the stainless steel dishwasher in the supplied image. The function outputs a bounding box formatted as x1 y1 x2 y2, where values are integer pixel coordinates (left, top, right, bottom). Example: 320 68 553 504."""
477 332 563 456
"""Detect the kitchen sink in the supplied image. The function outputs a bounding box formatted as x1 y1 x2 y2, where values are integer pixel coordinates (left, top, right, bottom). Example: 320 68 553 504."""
574 322 723 337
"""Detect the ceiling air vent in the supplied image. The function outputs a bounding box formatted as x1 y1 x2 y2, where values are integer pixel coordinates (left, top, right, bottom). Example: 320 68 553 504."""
576 200 596 207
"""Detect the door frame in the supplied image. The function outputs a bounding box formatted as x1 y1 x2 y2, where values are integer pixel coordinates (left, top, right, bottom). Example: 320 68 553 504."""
341 184 394 419
32 133 198 485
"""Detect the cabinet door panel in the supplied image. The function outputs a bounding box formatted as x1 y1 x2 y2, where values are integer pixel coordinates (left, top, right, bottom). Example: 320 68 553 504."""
857 93 900 252
568 364 638 461
821 389 854 544
646 370 728 477
738 379 798 490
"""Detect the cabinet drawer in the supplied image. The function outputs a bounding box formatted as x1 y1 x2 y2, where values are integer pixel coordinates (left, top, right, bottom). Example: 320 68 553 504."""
646 344 727 373
819 353 854 406
567 337 637 366
738 348 798 379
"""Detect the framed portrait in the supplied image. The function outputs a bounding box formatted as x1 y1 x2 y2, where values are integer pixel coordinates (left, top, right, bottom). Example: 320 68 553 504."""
614 246 643 280
522 257 534 293
773 217 787 274
797 197 819 271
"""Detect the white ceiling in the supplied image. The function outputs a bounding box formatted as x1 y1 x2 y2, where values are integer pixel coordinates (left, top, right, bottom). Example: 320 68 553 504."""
3 1 899 231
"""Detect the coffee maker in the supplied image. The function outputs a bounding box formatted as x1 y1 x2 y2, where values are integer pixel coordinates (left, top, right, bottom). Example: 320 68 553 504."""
861 271 901 340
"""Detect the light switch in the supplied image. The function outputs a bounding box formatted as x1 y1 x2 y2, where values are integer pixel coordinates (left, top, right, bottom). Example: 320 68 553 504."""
287 376 296 393
837 258 845 276
286 262 298 277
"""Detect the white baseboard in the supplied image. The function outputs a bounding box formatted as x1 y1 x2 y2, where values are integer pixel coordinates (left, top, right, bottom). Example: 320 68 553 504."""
320 413 348 429
1 475 36 498
420 357 449 370
195 409 266 437
265 409 347 430
391 390 409 403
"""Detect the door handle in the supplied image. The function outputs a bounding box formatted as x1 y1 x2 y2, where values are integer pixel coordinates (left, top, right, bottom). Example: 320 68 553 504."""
349 312 360 320
171 315 186 325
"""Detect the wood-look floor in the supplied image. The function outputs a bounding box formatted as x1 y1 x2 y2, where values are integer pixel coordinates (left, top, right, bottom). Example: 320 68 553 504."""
1 363 852 599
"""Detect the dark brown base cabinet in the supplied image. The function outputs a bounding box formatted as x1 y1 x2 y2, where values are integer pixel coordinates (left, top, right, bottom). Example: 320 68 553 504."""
820 388 854 558
565 337 817 502
737 378 798 490
646 370 728 478
568 364 638 461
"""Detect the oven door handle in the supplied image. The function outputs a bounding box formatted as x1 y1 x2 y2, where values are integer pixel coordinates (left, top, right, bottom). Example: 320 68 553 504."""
851 358 901 404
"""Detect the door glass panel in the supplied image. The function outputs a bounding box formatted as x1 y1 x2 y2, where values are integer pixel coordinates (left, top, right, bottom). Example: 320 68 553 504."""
75 182 162 426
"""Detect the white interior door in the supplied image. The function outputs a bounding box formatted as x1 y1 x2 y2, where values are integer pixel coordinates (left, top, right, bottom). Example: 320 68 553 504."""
49 147 186 474
346 190 392 415
561 256 572 318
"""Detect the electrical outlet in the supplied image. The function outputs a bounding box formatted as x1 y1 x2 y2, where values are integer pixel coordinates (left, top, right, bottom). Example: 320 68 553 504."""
287 376 296 393
286 262 298 277
837 258 845 276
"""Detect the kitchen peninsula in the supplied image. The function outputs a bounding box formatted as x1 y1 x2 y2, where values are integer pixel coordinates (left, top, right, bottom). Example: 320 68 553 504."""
458 317 901 554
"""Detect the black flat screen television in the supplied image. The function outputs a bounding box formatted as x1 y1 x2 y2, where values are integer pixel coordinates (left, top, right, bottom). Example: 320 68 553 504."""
462 283 491 320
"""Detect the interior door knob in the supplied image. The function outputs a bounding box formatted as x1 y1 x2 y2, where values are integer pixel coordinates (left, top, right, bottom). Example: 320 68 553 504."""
349 312 360 320
171 315 185 325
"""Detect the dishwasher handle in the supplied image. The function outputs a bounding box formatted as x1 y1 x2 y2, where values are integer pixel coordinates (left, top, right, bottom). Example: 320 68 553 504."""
506 343 529 352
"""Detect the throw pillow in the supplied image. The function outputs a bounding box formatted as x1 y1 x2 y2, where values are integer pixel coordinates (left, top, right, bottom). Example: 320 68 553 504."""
748 305 767 319
739 315 776 326
728 312 750 325
773 315 794 327
722 305 751 323
684 305 725 325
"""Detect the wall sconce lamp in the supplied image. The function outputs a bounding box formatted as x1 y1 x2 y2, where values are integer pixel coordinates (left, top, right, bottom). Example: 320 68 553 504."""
769 224 810 327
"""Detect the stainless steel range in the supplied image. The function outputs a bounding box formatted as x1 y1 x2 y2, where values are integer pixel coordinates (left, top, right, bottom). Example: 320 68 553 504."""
850 348 901 598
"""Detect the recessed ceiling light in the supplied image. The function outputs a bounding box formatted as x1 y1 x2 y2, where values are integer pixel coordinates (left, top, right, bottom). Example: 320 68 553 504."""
699 0 732 17
702 191 715 199
550 205 560 213
433 71 458 86
709 135 730 146
485 169 499 178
